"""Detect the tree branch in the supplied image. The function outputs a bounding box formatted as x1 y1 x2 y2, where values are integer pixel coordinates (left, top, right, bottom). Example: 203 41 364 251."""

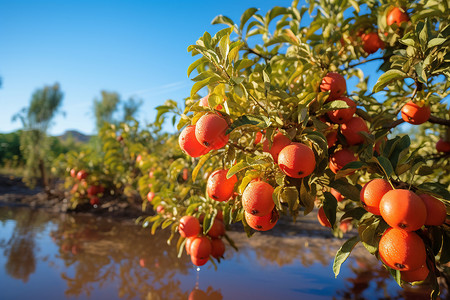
346 57 384 70
429 115 450 126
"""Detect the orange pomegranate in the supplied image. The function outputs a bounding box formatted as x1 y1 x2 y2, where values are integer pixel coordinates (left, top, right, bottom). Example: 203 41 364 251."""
360 179 393 215
419 194 447 226
378 227 426 271
262 132 291 163
211 238 226 258
330 188 344 202
254 131 263 145
401 265 429 282
76 170 88 180
206 169 238 201
242 181 275 216
70 168 77 178
320 72 347 101
179 216 201 238
147 191 155 202
191 255 209 267
329 148 357 174
362 32 385 54
317 206 332 227
278 143 316 178
207 219 225 238
185 236 196 255
387 7 409 26
190 236 212 259
195 114 229 149
401 101 431 125
326 130 338 148
436 139 450 153
379 189 427 231
341 117 369 145
327 97 357 124
179 125 210 157
245 210 278 231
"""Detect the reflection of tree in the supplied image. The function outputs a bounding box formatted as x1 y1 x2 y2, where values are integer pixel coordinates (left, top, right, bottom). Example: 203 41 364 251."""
1 207 50 282
50 214 193 299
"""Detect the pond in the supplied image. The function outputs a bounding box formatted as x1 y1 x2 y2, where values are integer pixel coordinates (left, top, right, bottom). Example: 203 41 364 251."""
0 206 444 300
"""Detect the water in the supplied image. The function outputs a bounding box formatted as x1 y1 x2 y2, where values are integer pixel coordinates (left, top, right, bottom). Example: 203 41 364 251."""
0 206 442 300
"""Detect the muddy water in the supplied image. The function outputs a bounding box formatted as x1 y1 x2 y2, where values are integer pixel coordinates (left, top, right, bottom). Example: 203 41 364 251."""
0 206 442 300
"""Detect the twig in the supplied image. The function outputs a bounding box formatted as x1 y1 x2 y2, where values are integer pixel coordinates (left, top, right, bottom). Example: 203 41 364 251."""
346 57 384 70
429 115 450 126
230 142 254 154
248 92 270 116
383 119 405 130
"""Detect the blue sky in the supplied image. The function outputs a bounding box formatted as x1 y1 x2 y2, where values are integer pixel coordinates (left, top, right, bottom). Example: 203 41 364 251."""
0 0 296 135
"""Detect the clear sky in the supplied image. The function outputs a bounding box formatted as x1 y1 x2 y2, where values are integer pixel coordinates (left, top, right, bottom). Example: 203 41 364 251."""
0 0 297 135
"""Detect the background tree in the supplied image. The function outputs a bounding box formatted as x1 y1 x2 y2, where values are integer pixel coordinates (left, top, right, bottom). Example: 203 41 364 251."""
13 83 63 189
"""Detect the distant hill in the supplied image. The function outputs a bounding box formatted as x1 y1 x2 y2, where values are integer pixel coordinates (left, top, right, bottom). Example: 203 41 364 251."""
57 130 91 143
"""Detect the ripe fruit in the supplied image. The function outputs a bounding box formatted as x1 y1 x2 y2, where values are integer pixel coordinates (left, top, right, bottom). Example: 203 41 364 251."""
179 216 201 238
320 72 347 100
211 238 225 258
242 181 275 216
254 131 263 145
70 169 77 178
360 179 393 215
199 94 223 110
195 114 229 149
190 236 212 259
245 210 278 231
87 185 103 196
179 125 210 157
206 169 238 201
147 192 155 202
339 219 352 233
401 265 429 282
185 236 195 255
278 143 316 178
378 228 426 271
326 130 338 148
76 170 88 181
90 196 100 206
436 139 450 153
327 97 357 124
182 168 189 181
330 188 344 202
262 132 291 163
341 117 369 145
380 189 427 231
419 194 447 226
329 148 357 174
156 205 164 214
317 207 332 228
191 256 209 267
362 32 385 54
207 219 225 238
387 7 409 26
401 101 431 125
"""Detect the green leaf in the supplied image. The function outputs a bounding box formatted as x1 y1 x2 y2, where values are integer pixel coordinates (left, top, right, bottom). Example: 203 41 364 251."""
377 156 394 178
300 180 315 215
240 7 259 33
187 57 206 77
427 37 447 48
329 179 361 202
225 115 269 134
212 15 235 28
333 235 360 277
227 161 250 179
440 230 450 264
280 186 299 217
373 69 407 93
399 38 416 47
235 59 255 71
219 33 230 62
340 207 368 221
190 76 222 98
192 152 213 182
323 192 337 227
389 268 402 287
417 182 450 200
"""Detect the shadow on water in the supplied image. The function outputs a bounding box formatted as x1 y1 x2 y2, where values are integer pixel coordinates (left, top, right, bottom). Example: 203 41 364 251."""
0 206 448 300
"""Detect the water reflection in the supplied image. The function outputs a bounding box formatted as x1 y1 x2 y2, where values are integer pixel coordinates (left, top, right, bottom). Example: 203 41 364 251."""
0 206 447 300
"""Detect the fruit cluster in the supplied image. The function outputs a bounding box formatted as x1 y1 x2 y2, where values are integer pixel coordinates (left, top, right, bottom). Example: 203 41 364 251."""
178 214 226 266
360 178 447 282
69 168 105 206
